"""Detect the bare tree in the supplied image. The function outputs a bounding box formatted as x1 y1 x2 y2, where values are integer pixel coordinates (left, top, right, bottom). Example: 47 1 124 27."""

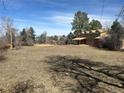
0 0 6 9
0 16 16 49
118 6 124 25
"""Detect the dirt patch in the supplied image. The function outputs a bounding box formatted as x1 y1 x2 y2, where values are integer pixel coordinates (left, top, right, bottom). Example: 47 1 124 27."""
34 44 54 47
0 79 47 93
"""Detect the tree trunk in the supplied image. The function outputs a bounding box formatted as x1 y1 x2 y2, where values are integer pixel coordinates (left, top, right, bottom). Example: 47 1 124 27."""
10 30 13 49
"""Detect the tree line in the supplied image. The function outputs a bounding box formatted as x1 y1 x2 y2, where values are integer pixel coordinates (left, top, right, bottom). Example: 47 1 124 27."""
36 11 102 45
0 10 124 52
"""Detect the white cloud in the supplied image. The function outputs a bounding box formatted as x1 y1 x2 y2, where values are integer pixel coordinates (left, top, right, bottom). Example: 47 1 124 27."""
35 0 67 6
48 13 115 27
40 12 115 27
39 13 73 24
14 17 71 35
37 28 70 36
50 15 73 24
14 18 31 23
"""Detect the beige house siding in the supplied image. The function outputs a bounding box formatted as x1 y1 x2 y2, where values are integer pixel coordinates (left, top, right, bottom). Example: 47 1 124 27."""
122 40 124 49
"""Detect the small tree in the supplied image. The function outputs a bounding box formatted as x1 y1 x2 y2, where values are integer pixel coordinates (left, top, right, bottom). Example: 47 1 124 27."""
37 32 47 44
104 19 124 50
58 35 67 45
89 19 102 30
110 19 124 50
20 27 36 46
26 27 35 45
28 27 35 43
111 19 124 39
20 28 27 45
66 32 74 44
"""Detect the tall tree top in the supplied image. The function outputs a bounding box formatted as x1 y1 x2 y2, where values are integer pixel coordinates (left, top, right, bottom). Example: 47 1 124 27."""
89 19 102 30
71 11 89 31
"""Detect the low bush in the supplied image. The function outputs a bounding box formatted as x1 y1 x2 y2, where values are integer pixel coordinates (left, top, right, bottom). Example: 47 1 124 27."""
0 38 9 60
101 36 122 50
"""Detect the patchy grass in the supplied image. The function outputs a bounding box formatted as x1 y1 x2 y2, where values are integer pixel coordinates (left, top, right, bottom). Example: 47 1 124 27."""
0 45 124 93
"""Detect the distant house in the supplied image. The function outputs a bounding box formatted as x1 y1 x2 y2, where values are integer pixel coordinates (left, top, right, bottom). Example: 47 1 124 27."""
72 37 86 44
72 29 108 46
121 39 124 49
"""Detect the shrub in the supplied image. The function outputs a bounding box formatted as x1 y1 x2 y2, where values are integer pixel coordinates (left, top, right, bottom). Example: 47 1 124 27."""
101 36 122 50
0 38 9 60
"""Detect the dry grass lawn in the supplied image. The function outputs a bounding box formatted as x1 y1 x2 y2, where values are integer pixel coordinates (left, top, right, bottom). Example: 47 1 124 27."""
0 45 124 93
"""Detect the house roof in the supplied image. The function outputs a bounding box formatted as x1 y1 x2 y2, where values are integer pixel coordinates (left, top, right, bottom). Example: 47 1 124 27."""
73 37 86 40
100 32 109 37
73 29 109 40
82 29 105 34
95 36 101 39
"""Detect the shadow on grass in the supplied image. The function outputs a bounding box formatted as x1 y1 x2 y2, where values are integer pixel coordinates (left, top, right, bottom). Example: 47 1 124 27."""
46 55 124 93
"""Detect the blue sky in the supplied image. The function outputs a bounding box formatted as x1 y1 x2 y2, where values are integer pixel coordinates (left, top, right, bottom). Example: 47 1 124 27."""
0 0 124 35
